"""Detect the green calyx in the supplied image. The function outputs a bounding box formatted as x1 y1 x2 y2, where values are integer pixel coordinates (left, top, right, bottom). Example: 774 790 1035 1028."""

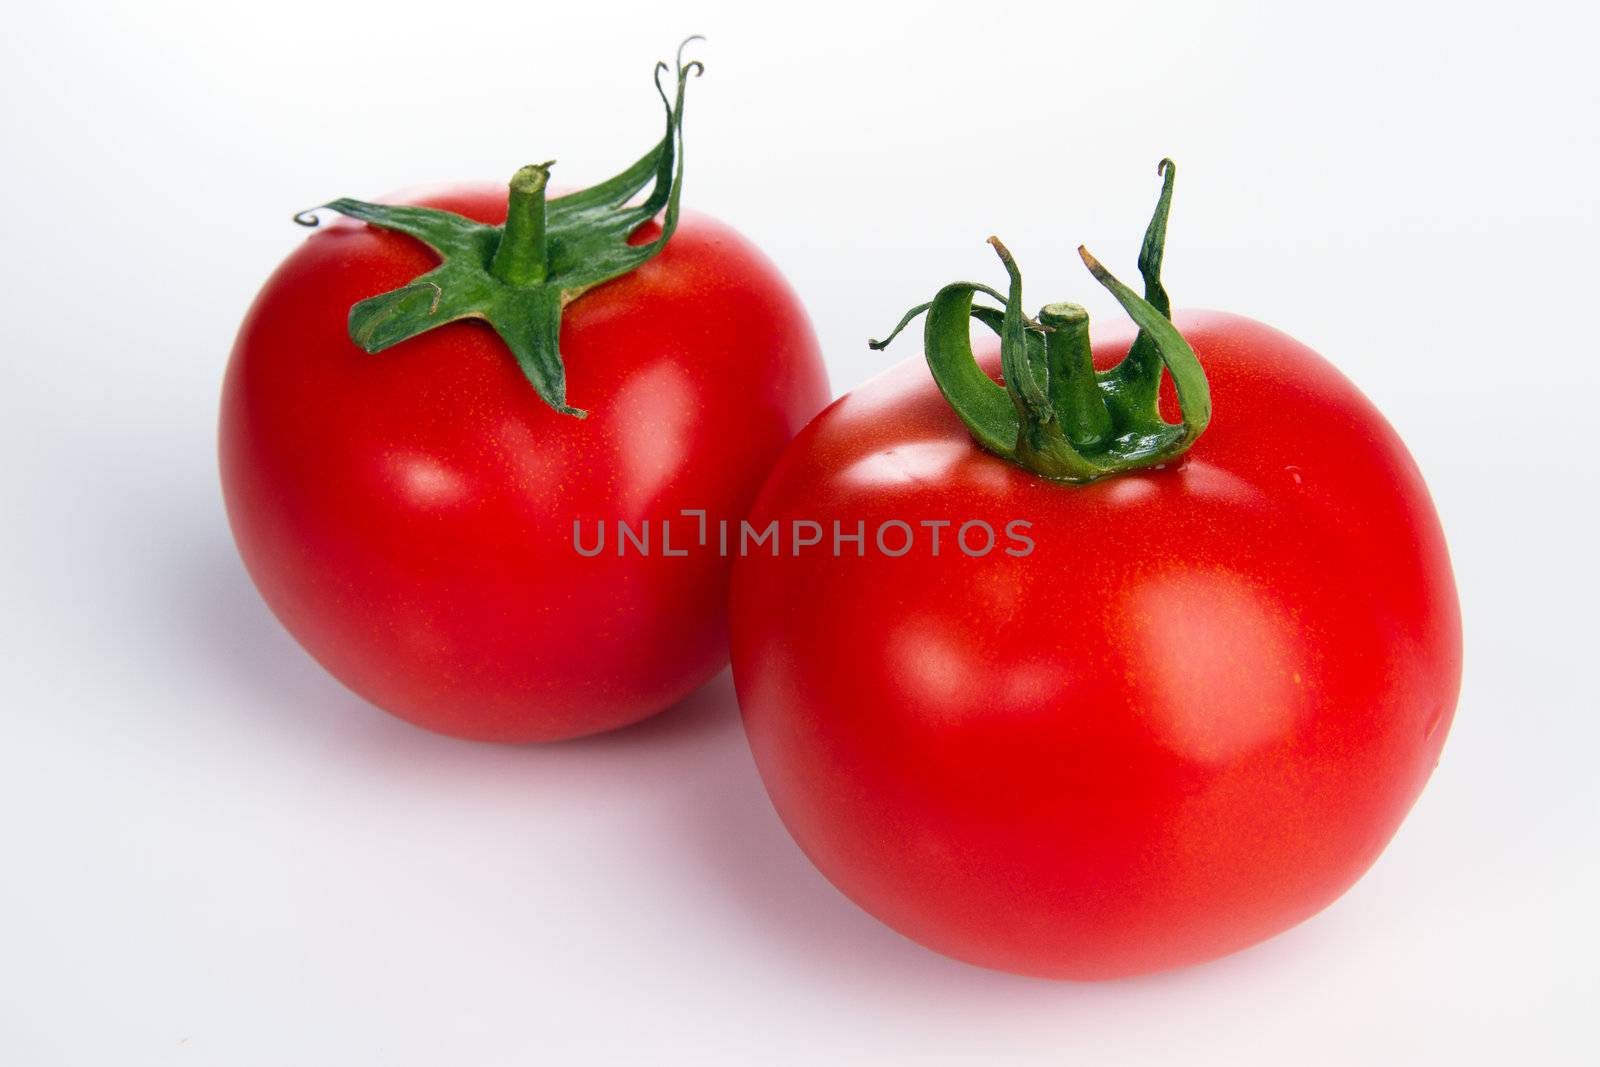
292 39 705 417
869 159 1211 483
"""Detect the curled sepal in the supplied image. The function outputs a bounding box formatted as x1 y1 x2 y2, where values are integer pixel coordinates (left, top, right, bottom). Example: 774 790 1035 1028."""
921 280 1018 457
290 39 705 416
1079 246 1210 455
1108 158 1178 418
1137 158 1176 319
867 283 1009 351
292 200 500 259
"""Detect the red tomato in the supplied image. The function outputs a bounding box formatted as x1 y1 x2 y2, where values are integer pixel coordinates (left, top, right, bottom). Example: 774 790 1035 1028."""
730 311 1460 978
221 185 828 742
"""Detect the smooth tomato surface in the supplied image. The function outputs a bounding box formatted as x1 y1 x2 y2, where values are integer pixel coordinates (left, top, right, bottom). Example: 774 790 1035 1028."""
730 311 1460 978
221 186 828 742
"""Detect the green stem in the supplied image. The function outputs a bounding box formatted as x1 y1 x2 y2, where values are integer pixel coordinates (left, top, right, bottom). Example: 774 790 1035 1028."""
1039 302 1112 451
491 161 554 286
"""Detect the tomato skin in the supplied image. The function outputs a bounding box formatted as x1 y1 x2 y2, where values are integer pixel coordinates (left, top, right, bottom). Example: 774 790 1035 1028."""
221 185 828 742
729 311 1460 979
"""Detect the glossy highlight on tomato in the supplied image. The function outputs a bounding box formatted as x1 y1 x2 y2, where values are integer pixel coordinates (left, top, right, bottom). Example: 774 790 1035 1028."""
730 310 1460 979
221 185 828 741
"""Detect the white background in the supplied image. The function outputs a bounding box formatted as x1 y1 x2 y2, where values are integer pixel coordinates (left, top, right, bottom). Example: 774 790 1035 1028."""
3 1 1597 1063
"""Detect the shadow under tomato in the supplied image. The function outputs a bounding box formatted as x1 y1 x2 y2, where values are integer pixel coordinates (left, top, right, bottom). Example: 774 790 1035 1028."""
171 528 375 732
167 517 731 753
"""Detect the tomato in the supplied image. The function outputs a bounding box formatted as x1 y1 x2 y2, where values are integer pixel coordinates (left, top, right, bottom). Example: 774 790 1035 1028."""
222 191 826 742
728 167 1460 979
220 49 828 742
